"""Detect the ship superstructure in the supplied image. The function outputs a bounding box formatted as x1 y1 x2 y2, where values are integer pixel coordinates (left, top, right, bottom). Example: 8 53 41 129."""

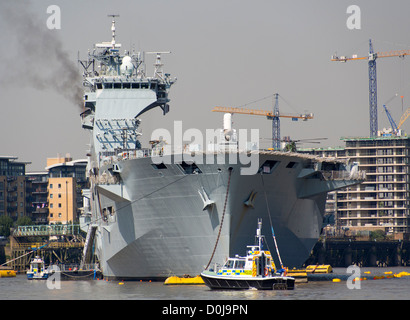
79 20 366 280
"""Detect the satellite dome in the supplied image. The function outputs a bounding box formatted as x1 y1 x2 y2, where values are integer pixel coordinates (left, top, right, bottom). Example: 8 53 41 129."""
120 56 134 76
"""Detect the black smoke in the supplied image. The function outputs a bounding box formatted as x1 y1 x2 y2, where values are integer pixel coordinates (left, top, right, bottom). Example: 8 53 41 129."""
0 2 83 109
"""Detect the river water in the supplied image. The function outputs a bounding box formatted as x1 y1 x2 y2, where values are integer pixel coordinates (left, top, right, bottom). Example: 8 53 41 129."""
1 267 410 301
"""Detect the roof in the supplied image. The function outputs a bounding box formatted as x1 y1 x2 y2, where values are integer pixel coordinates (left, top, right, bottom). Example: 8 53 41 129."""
341 135 410 141
45 159 88 171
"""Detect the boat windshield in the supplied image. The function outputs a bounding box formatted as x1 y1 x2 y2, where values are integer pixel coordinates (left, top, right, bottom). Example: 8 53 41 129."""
223 259 246 269
235 260 246 269
224 259 235 269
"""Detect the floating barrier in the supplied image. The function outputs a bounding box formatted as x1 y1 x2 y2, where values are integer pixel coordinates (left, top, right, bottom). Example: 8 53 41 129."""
306 265 332 274
0 269 16 278
164 275 204 285
395 271 410 278
286 265 332 283
329 270 410 283
287 269 308 283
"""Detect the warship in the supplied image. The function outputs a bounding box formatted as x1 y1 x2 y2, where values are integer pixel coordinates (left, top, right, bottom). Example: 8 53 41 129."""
79 19 365 280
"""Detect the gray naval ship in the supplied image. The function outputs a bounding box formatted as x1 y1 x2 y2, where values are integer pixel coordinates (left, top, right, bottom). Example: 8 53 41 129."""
79 19 365 280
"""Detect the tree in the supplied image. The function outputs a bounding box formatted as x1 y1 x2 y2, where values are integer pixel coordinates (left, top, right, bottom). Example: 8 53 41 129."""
370 230 385 241
16 216 33 227
283 142 297 152
0 216 14 237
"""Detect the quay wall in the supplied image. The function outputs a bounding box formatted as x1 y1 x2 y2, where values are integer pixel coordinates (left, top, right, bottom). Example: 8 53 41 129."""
304 238 410 267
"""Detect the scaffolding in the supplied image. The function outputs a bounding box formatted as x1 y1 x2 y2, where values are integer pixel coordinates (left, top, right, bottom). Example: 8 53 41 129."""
5 224 85 272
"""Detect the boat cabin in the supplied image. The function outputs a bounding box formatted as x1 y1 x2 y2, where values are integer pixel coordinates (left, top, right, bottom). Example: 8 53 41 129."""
217 246 277 277
27 256 49 280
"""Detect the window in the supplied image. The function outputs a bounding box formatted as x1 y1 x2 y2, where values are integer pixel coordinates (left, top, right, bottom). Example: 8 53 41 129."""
177 162 202 174
50 184 53 189
58 194 62 198
58 204 62 208
259 160 279 174
58 184 61 188
286 162 298 169
50 194 53 199
151 163 167 170
224 259 235 269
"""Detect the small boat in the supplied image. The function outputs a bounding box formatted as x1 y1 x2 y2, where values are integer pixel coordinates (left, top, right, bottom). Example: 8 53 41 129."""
201 219 295 290
27 256 49 280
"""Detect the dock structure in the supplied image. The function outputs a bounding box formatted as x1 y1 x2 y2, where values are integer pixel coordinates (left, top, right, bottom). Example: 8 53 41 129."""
305 238 410 268
12 224 82 237
5 224 84 272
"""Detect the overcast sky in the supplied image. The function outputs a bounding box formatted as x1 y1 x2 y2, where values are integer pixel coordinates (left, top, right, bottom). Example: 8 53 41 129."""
1 0 410 171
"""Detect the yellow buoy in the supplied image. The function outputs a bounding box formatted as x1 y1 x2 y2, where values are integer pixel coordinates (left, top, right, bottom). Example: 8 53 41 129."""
118 282 124 285
0 269 16 278
164 275 204 285
332 278 341 283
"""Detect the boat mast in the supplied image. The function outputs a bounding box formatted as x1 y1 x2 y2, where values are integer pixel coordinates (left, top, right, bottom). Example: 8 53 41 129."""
256 218 263 249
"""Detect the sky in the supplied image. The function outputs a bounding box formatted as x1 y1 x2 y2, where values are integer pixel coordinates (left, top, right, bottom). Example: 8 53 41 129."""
1 0 410 171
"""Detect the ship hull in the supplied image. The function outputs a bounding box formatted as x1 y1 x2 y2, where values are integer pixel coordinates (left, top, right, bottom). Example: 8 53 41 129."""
91 152 341 280
79 20 364 280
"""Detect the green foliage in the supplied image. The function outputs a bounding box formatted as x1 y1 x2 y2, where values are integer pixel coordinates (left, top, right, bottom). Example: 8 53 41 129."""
0 216 13 237
283 142 297 152
16 216 33 227
370 230 385 241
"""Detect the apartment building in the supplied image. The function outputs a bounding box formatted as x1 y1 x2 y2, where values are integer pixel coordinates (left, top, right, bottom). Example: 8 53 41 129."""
302 135 410 237
0 156 31 220
26 172 49 224
46 156 87 224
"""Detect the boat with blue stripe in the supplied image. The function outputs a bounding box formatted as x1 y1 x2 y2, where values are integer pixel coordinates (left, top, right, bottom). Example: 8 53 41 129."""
201 219 295 290
27 256 49 280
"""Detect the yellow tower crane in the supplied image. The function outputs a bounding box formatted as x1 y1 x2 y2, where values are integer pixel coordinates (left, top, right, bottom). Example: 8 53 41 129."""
211 106 314 149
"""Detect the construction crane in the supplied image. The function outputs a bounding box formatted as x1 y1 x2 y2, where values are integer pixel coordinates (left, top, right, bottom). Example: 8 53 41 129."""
212 97 314 150
398 108 410 129
382 104 410 135
382 105 398 132
331 39 410 137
